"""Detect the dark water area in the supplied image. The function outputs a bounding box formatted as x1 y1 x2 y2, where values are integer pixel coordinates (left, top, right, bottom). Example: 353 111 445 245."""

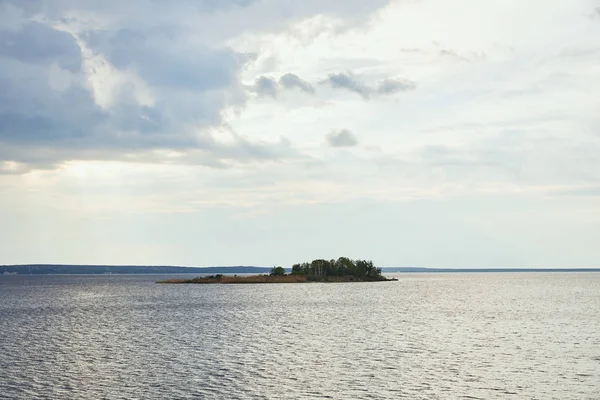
1 273 599 399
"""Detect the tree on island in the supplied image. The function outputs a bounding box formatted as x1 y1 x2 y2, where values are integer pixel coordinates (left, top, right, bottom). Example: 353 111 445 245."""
290 257 384 280
270 266 286 276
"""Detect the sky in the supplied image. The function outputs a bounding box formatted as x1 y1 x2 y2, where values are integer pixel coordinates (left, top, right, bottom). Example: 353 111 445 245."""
1 0 599 268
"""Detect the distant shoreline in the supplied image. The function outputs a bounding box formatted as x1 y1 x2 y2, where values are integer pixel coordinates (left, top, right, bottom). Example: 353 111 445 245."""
382 268 600 273
1 265 599 275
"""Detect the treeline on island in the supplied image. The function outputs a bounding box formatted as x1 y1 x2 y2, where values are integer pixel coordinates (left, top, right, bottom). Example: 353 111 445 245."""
268 257 386 281
286 257 384 281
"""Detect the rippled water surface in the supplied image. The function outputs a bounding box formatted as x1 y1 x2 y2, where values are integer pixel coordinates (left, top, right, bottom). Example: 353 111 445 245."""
1 273 599 399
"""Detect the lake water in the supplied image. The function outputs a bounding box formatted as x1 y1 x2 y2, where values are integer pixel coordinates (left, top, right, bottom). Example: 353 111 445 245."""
1 273 599 399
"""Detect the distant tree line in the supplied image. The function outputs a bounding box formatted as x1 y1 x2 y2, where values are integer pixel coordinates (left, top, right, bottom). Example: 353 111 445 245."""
270 257 382 279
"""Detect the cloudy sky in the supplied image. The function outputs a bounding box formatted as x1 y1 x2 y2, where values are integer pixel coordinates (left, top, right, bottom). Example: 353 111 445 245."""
1 0 599 268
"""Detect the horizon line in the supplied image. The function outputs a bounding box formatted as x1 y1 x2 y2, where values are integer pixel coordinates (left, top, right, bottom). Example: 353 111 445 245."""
2 264 600 271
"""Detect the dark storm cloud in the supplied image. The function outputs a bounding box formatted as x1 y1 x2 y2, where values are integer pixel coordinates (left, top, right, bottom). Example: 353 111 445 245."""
326 129 359 147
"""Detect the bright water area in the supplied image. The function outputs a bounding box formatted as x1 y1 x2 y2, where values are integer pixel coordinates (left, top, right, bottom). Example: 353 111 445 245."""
1 273 599 399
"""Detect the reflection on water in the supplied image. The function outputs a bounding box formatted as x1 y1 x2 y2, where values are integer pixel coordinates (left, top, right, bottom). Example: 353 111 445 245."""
1 273 599 399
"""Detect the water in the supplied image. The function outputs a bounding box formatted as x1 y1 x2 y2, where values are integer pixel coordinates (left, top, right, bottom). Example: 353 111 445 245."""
1 273 599 399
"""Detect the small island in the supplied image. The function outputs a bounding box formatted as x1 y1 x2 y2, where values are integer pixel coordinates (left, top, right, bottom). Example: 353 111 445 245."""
157 257 397 284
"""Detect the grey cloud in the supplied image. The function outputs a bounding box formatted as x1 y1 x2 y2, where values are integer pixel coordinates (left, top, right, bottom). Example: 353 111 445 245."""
438 49 469 62
29 0 388 41
279 73 315 94
27 0 258 21
0 129 299 171
326 129 359 147
377 78 416 94
249 73 316 97
249 76 278 98
0 0 391 173
323 73 416 99
207 134 294 163
263 0 390 19
0 54 107 144
0 162 33 175
322 72 372 99
1 0 390 54
0 0 42 19
83 28 242 91
140 134 296 169
0 19 248 171
0 22 81 72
